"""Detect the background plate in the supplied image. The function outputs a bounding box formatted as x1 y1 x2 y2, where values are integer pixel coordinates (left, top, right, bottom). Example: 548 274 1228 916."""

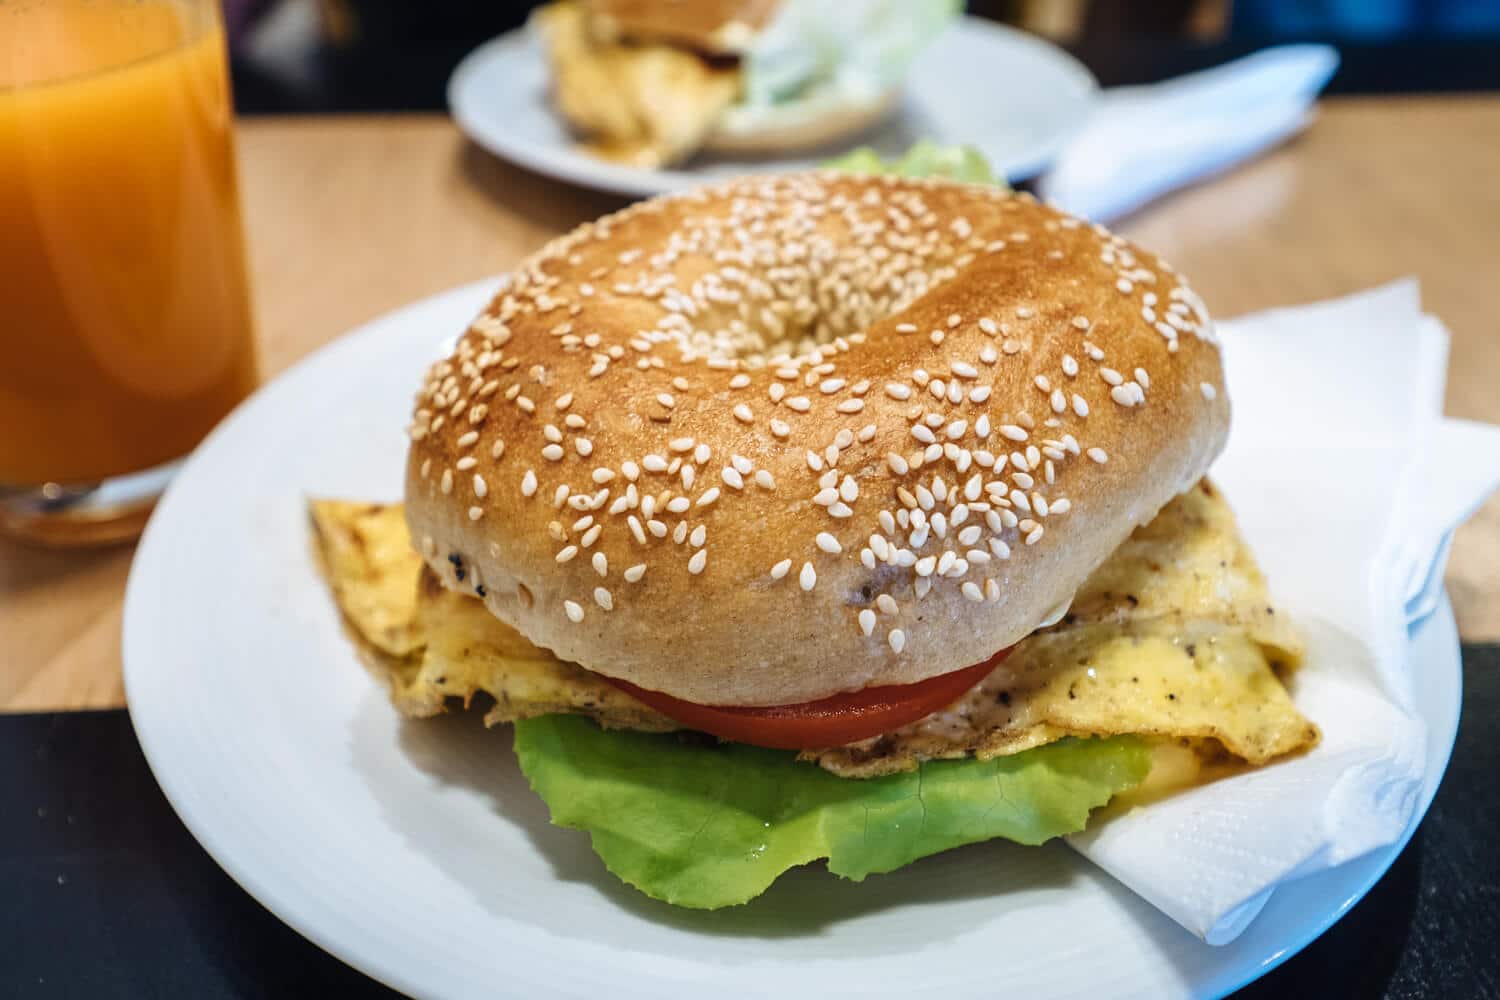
125 279 1460 1000
447 17 1098 197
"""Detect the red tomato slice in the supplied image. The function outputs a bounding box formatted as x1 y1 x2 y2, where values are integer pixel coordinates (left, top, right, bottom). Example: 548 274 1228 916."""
604 646 1013 750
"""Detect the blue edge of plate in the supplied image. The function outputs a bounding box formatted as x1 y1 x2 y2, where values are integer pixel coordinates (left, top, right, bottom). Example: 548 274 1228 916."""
1212 601 1462 998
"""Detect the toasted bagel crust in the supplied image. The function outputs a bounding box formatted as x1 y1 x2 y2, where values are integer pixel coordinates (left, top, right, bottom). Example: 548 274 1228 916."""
405 172 1229 706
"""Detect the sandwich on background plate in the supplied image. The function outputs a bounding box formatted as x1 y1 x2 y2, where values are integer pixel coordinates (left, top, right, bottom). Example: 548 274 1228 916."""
312 149 1318 909
530 0 959 167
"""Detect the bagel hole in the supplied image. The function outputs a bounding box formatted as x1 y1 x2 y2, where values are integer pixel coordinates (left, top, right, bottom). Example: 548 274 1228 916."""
669 260 960 369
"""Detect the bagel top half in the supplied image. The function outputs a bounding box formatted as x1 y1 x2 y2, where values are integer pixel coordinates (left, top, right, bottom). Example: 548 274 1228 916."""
404 172 1229 707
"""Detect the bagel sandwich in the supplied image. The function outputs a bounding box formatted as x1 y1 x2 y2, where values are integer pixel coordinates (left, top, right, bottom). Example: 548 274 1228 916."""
312 160 1317 908
530 0 959 167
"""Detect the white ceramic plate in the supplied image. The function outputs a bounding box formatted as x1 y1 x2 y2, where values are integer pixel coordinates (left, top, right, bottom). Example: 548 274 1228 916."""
125 279 1461 1000
447 17 1098 198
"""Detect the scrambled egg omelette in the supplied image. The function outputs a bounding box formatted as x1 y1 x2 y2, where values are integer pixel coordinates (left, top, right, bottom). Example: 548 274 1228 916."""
310 481 1317 777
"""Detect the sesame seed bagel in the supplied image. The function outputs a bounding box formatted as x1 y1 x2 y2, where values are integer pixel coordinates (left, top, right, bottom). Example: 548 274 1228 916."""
404 172 1229 707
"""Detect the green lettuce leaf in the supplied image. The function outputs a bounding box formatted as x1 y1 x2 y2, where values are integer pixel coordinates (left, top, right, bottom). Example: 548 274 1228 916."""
825 139 1003 186
514 715 1149 909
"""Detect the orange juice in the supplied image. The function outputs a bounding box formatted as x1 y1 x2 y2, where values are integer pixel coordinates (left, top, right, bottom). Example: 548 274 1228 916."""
0 0 258 486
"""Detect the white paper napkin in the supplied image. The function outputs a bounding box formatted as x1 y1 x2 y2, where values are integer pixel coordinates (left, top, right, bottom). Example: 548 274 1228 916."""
1067 281 1500 943
1038 45 1341 224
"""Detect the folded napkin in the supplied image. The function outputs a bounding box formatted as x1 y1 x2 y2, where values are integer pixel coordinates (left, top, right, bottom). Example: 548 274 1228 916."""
1068 281 1500 943
1038 45 1341 223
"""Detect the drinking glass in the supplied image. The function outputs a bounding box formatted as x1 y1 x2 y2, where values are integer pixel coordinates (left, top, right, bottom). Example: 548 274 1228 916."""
1 0 258 544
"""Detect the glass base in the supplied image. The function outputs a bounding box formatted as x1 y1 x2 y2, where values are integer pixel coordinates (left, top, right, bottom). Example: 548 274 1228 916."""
0 458 180 547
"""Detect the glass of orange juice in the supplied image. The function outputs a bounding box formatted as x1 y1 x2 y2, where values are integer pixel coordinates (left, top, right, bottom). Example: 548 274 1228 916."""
1 0 259 545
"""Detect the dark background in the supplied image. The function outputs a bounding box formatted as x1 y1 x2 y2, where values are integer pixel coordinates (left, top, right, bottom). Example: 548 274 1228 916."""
225 0 1500 115
6 0 1500 996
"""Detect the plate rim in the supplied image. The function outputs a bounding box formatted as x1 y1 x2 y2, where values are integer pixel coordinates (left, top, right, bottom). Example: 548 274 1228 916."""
446 15 1100 198
123 279 1464 1000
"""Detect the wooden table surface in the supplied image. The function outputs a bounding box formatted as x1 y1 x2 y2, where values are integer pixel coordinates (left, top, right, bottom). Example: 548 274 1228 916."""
3 96 1498 712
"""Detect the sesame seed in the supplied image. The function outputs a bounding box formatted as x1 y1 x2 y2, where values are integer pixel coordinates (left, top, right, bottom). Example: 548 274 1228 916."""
816 532 842 554
624 564 646 583
787 396 811 412
979 317 998 335
564 601 584 623
770 419 791 438
593 587 613 610
799 562 817 591
694 443 712 464
1088 447 1108 464
521 470 537 496
722 467 744 489
669 437 695 452
667 496 690 514
1135 367 1151 389
1111 384 1139 407
1200 382 1218 400
643 454 668 473
733 403 753 423
888 629 906 653
952 361 978 379
859 609 877 636
688 549 707 575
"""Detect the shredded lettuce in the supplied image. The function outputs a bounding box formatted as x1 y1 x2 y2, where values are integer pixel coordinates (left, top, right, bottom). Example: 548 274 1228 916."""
514 715 1149 909
825 139 1002 186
